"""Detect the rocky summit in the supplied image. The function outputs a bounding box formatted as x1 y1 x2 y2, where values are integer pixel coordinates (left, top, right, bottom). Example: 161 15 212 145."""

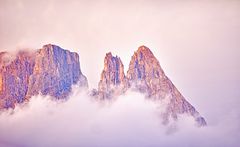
0 44 88 109
127 45 166 96
94 46 206 126
127 46 206 126
92 52 129 99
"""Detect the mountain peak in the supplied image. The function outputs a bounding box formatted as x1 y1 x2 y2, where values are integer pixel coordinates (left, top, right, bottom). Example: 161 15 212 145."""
127 46 163 81
127 46 206 126
95 52 128 99
93 46 206 127
135 45 155 59
41 44 57 52
104 52 120 61
42 43 57 49
137 45 152 53
41 44 76 54
105 52 113 57
103 52 121 74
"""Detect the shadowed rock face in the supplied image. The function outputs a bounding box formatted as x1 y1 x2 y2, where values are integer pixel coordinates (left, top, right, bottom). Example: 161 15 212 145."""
0 44 88 109
96 52 128 99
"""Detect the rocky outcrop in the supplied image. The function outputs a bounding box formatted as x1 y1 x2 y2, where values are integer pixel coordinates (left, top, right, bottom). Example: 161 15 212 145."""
0 51 35 108
94 52 128 99
26 44 88 99
93 45 206 126
0 44 88 109
127 46 206 126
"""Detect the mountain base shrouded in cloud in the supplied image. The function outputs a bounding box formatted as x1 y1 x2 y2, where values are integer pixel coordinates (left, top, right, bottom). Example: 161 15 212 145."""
93 46 206 126
0 45 239 146
0 87 239 147
0 44 206 127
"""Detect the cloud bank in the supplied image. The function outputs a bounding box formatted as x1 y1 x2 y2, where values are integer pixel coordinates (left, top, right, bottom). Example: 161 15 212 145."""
0 87 239 147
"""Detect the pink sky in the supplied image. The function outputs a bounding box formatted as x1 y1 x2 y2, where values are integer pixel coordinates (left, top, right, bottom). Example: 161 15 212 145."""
0 0 239 108
0 0 240 146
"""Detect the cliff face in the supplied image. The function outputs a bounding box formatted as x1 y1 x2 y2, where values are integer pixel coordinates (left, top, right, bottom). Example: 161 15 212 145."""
26 44 88 99
0 44 88 109
127 46 206 126
0 51 35 108
97 52 128 99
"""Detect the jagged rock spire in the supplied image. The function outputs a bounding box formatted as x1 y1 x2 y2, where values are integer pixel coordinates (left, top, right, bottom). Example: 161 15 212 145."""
96 52 128 99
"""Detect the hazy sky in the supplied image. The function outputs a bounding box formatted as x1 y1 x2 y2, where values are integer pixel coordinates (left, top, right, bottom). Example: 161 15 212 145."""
1 0 240 113
0 0 240 146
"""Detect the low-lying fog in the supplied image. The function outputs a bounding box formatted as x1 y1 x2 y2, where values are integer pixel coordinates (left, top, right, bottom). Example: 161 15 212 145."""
0 87 239 147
